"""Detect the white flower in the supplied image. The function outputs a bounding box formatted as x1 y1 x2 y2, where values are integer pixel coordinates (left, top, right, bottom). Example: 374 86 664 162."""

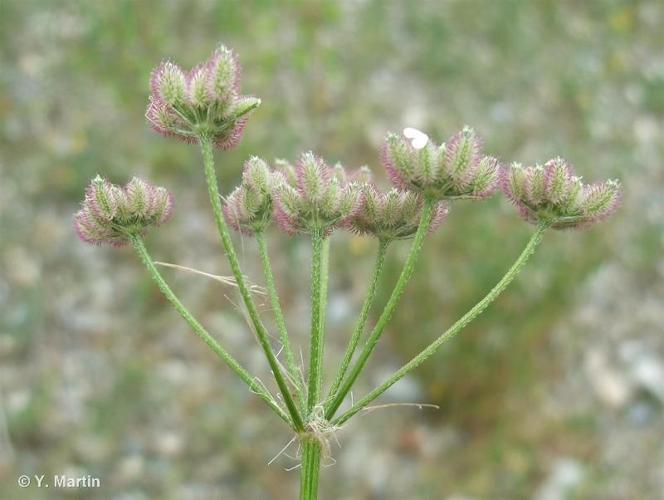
403 127 429 150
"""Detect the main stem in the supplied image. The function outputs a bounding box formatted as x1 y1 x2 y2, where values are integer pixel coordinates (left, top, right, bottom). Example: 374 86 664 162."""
325 199 435 419
333 222 548 426
327 240 389 401
199 136 304 431
130 235 291 425
307 228 326 413
299 439 322 500
256 231 304 407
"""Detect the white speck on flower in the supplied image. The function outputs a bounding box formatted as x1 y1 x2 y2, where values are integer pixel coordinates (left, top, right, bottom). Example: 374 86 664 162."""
403 127 429 150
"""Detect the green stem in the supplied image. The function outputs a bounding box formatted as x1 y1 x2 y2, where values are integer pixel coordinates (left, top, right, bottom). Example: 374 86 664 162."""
198 136 304 431
130 235 291 425
319 237 330 357
326 240 389 402
325 199 435 419
299 439 322 500
333 222 549 426
256 231 304 407
307 228 326 413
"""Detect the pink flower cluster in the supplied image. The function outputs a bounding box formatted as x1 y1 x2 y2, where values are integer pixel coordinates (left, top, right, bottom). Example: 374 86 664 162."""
346 184 448 241
74 176 173 246
381 126 500 201
500 158 622 229
146 45 260 149
271 153 364 237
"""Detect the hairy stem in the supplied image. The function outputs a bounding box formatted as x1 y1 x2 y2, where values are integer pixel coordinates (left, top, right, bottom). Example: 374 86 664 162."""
299 439 322 500
325 199 435 419
256 231 304 407
199 136 304 431
326 240 389 401
307 229 327 413
130 235 291 425
333 222 549 426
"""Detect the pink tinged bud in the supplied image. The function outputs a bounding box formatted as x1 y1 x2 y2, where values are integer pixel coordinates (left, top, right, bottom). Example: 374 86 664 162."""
223 188 253 235
274 184 303 235
223 157 277 235
242 156 271 192
500 159 622 229
471 156 500 198
525 165 546 206
580 179 622 224
443 126 481 188
152 187 174 225
543 157 572 204
186 65 212 108
206 45 241 102
74 177 174 246
430 202 450 232
125 177 151 218
151 61 186 107
85 175 118 222
381 133 415 190
296 152 329 202
213 117 248 150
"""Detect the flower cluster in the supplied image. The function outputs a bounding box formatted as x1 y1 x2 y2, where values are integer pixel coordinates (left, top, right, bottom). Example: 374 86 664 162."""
273 152 364 236
381 126 499 200
223 157 281 235
500 158 622 229
346 184 448 241
146 45 260 149
74 176 173 246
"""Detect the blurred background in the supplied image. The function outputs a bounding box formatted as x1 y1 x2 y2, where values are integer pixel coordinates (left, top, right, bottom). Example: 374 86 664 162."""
1 0 663 498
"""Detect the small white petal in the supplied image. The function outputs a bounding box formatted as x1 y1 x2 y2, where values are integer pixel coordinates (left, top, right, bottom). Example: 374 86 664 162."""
403 127 429 150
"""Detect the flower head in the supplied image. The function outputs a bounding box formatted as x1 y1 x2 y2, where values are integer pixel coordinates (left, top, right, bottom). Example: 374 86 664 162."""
74 175 174 246
381 126 499 200
223 157 282 235
500 158 622 229
146 45 260 149
346 184 448 241
273 152 364 237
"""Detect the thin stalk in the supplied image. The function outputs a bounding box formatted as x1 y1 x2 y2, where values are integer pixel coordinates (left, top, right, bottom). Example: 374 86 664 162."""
325 199 435 419
319 237 330 355
326 240 389 401
333 222 549 426
306 228 326 413
255 231 304 407
299 439 322 500
198 136 304 431
130 235 291 425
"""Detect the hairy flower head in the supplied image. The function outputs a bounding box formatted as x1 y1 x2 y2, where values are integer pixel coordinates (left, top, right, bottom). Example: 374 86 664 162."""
74 175 173 246
146 45 260 149
223 157 283 235
347 184 449 241
273 152 364 236
381 126 499 201
500 158 622 229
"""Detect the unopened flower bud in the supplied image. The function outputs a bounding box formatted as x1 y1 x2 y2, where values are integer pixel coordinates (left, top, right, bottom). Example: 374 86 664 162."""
74 176 173 246
274 152 363 236
223 157 280 235
381 126 499 200
346 184 448 241
500 158 622 229
146 45 260 149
